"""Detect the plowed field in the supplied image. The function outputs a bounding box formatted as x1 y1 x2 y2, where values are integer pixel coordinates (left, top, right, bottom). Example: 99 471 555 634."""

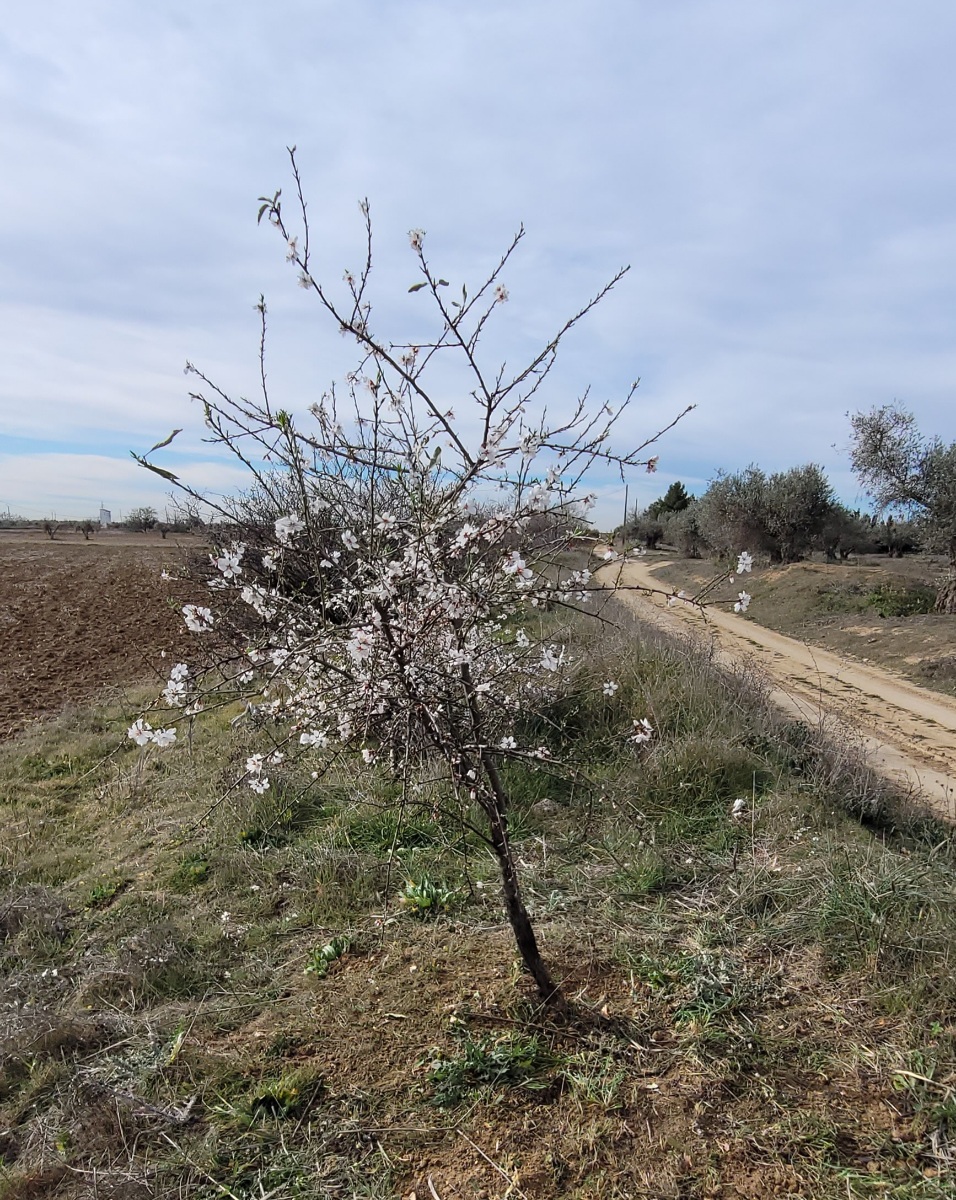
0 532 200 738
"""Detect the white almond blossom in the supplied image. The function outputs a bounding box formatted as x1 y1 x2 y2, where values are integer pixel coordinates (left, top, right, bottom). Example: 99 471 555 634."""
299 729 329 748
630 717 654 745
182 604 214 633
214 543 245 579
274 514 305 544
540 646 564 672
128 718 154 746
502 551 533 582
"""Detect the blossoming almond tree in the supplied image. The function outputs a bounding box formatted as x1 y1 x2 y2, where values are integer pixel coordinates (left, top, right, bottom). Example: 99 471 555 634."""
133 150 725 1005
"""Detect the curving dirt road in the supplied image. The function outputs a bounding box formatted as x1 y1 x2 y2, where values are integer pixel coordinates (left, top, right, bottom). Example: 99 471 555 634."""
602 555 956 820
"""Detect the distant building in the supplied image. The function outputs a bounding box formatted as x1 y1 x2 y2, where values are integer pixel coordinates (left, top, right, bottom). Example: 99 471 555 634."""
99 507 111 527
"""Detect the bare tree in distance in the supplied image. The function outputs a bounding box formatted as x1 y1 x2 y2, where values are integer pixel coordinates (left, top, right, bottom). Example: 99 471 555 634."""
125 506 158 534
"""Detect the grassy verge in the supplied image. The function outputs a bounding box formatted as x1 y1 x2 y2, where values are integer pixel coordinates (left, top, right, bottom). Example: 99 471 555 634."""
2 610 955 1198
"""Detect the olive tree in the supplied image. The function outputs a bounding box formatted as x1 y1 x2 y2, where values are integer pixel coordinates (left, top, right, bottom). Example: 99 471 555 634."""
698 464 834 564
849 404 956 612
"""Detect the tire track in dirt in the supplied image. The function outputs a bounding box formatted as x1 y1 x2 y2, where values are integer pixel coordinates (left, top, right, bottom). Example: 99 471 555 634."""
603 555 956 819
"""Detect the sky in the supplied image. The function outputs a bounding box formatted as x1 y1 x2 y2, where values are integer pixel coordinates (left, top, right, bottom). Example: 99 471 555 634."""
2 0 955 528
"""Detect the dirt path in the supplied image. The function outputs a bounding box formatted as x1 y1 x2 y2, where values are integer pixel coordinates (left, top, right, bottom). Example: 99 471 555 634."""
604 555 956 819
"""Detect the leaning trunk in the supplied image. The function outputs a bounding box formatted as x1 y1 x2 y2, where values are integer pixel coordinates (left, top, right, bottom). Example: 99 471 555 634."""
480 756 563 1006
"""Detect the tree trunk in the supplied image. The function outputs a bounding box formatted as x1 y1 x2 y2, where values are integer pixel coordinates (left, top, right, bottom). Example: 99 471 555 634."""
485 797 563 1005
936 556 956 614
479 755 564 1007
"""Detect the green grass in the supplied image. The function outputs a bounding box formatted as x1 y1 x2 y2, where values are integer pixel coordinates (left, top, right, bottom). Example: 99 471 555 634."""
2 614 956 1198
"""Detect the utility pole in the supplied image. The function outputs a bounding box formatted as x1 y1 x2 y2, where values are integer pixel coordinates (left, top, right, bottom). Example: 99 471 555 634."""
621 485 629 550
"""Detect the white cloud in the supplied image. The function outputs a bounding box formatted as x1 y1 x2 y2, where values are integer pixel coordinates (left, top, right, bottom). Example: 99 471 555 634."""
2 0 956 519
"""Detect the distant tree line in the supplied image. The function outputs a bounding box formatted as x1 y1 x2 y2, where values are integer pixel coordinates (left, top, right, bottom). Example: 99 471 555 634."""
620 405 956 612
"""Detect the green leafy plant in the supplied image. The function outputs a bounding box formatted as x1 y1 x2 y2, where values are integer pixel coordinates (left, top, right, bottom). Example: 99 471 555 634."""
398 876 455 919
865 583 935 618
83 878 128 909
428 1029 555 1105
215 1068 326 1128
304 935 351 977
169 850 210 890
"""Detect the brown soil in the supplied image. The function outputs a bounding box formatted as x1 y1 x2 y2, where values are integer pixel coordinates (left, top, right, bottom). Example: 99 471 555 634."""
603 554 956 819
0 530 202 738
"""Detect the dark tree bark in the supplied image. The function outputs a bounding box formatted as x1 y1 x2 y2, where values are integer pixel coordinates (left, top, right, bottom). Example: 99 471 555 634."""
479 751 564 1007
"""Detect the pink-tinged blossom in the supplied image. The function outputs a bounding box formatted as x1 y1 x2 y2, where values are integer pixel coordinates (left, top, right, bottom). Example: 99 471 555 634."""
450 523 479 552
375 511 397 533
274 514 305 544
128 718 153 746
214 543 245 579
646 456 659 473
630 718 654 745
502 551 532 582
494 284 509 303
299 729 328 748
348 629 375 664
183 605 214 633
